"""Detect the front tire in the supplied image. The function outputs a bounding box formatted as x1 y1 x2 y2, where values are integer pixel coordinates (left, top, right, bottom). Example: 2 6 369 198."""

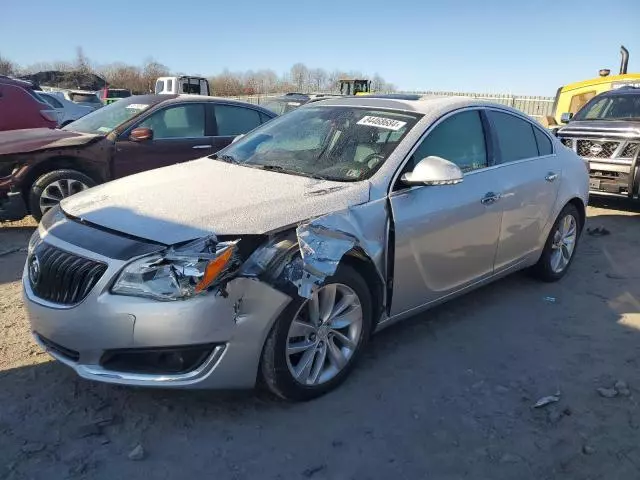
29 169 94 221
531 203 581 282
260 264 372 401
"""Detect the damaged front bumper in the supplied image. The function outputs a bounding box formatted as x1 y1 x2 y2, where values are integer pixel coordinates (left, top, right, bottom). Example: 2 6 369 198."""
23 231 292 389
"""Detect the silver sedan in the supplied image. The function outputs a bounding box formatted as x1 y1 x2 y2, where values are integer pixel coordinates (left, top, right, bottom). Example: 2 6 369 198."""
23 97 589 400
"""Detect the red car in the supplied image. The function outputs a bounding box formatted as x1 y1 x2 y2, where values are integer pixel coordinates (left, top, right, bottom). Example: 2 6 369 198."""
0 76 58 131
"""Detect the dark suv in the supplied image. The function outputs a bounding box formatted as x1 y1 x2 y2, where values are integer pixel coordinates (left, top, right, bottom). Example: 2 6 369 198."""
557 87 640 199
0 95 276 222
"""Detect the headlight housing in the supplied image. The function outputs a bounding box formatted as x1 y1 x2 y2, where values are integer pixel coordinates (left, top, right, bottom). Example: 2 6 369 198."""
112 236 239 301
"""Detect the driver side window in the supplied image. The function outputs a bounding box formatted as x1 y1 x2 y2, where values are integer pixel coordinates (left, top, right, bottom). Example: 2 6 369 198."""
138 104 205 139
407 110 488 173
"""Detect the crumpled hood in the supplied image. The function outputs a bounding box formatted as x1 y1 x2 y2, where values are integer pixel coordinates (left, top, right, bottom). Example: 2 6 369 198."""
61 158 371 245
0 128 101 156
559 120 640 136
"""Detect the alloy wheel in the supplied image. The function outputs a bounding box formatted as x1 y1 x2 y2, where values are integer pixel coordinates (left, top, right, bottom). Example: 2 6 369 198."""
39 179 89 214
286 283 363 386
550 214 577 273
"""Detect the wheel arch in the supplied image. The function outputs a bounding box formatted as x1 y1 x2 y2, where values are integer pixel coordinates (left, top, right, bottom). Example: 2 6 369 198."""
21 156 103 205
567 196 586 230
340 248 385 330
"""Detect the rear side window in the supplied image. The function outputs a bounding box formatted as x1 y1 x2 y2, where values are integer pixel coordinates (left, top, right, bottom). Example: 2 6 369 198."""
24 88 49 105
166 79 173 93
533 127 553 156
42 94 63 108
409 110 487 172
214 105 261 136
488 111 539 163
259 111 273 123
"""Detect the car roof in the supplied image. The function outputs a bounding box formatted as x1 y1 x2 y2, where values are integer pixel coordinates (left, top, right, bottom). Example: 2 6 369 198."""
304 95 500 115
135 94 277 115
0 75 36 88
599 86 640 96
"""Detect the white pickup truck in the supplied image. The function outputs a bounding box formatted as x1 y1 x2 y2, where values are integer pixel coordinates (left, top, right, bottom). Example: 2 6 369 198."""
155 76 210 96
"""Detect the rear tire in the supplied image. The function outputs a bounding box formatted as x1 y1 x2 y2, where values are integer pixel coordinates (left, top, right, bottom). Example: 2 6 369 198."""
260 264 372 401
531 203 582 282
29 169 95 221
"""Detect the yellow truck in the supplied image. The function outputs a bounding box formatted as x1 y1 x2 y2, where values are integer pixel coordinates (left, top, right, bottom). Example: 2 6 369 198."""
549 46 640 126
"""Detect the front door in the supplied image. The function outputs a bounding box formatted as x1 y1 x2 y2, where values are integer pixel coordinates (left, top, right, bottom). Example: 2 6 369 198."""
486 110 561 270
389 109 504 316
113 103 211 178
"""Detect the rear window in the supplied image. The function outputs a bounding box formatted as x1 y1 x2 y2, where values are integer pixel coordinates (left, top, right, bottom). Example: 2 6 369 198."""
108 90 131 99
70 93 102 104
24 88 50 105
155 80 164 94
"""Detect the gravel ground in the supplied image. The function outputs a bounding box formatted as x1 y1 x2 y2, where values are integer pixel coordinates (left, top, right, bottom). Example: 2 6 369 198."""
1 200 640 480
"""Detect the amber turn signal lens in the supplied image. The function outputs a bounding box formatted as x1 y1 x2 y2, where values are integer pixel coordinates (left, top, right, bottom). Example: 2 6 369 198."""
194 247 234 293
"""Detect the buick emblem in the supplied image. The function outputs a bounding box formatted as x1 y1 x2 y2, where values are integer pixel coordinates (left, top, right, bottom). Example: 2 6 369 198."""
589 143 603 156
28 254 41 286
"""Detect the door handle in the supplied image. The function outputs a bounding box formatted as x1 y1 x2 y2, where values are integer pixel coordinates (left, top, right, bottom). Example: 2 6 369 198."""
192 145 212 149
545 172 558 182
481 192 501 205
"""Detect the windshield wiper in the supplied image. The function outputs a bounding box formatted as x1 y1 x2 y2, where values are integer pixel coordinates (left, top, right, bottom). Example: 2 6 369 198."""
257 165 328 180
210 153 239 164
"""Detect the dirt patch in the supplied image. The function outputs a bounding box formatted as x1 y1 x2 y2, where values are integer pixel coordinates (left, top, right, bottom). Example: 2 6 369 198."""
1 204 640 479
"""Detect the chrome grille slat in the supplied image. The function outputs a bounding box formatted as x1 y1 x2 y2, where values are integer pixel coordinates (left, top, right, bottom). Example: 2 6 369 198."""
30 244 106 305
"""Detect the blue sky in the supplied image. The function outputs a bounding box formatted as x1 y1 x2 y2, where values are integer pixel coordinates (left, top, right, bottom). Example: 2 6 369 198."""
2 0 639 95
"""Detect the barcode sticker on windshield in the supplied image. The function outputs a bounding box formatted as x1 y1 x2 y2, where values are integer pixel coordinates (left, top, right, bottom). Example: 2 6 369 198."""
357 116 407 131
126 104 149 110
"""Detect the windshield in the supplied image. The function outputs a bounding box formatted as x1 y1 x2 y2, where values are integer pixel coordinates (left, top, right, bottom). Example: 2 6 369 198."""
262 99 303 116
63 97 154 134
69 92 102 105
573 94 640 121
213 106 421 181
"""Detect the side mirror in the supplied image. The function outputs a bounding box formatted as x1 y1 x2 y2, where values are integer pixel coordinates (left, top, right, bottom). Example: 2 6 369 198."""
560 112 573 124
401 156 463 186
129 127 153 142
231 134 245 144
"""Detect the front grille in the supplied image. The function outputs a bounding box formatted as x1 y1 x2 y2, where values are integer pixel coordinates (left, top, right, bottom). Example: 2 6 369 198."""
621 142 640 158
560 138 573 148
29 244 107 305
577 140 619 158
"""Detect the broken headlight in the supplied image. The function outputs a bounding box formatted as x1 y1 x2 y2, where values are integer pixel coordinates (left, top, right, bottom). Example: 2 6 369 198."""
112 236 239 301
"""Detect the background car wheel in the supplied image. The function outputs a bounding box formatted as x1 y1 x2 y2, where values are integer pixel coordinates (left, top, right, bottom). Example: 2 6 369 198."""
260 264 372 401
29 169 95 221
531 203 582 282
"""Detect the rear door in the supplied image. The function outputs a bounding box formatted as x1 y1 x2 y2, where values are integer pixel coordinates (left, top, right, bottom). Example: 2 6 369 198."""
209 103 270 152
486 109 561 271
113 102 212 178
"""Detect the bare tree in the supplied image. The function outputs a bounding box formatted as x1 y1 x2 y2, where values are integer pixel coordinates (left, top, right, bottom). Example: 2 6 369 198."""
309 68 327 92
142 58 170 93
0 54 16 76
290 63 309 92
74 47 92 74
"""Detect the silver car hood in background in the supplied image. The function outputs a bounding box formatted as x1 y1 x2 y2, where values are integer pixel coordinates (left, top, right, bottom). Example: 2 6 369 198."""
61 158 371 245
